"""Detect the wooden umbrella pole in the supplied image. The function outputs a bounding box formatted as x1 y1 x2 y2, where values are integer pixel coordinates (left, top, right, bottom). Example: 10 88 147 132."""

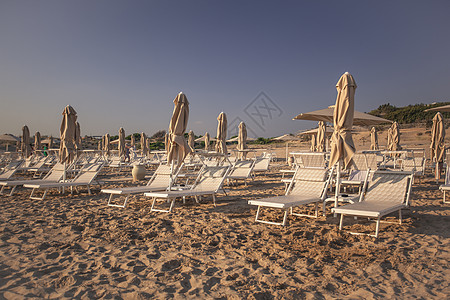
334 159 341 217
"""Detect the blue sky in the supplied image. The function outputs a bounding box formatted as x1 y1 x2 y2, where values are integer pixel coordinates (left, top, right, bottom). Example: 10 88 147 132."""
1 0 449 138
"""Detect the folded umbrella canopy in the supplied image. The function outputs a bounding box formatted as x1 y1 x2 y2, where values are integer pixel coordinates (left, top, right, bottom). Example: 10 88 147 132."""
141 132 148 157
59 105 77 164
167 92 191 168
204 132 210 151
21 125 32 158
370 127 379 150
310 134 316 152
330 72 356 169
391 122 401 151
103 133 110 156
238 122 247 159
316 121 326 152
431 112 445 180
387 127 393 150
118 127 125 158
188 130 195 151
215 112 227 155
34 131 41 151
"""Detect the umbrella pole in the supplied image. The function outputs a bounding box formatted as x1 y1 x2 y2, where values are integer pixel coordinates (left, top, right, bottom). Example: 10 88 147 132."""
286 142 288 164
63 162 66 194
334 160 341 217
169 160 174 190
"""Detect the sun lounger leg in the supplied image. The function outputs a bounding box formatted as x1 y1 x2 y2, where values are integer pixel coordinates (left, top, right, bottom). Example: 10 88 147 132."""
399 209 402 224
339 214 344 230
107 194 129 208
282 210 288 226
375 217 381 238
9 185 17 196
213 194 216 207
255 206 261 222
444 191 449 204
87 185 91 195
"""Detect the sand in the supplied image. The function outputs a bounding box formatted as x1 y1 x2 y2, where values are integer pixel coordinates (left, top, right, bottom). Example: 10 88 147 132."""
1 159 449 299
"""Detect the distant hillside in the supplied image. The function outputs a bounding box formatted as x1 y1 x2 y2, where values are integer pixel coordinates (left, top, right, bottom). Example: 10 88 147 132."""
368 102 450 124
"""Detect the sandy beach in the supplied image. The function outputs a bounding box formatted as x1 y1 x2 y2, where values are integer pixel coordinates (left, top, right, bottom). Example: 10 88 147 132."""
0 151 449 299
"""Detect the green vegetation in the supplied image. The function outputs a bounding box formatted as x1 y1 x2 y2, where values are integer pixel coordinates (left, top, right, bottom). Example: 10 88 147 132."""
369 102 450 124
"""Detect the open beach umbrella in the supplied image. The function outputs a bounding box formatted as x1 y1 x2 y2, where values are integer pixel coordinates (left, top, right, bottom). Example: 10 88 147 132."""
215 112 227 155
425 104 450 112
0 134 20 152
431 112 445 180
188 130 195 151
370 127 379 150
310 134 316 152
316 121 326 152
21 125 32 158
118 127 125 158
238 122 247 159
391 122 401 151
103 133 110 156
272 134 300 163
34 132 41 151
167 92 191 168
293 105 391 126
141 132 147 157
59 105 77 164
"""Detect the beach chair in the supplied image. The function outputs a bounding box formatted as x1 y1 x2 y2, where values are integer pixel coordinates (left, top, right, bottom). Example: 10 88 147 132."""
24 162 104 200
101 164 178 208
0 160 24 181
144 165 230 213
252 155 271 174
227 160 255 186
332 171 413 238
0 163 66 196
439 163 450 204
248 167 332 226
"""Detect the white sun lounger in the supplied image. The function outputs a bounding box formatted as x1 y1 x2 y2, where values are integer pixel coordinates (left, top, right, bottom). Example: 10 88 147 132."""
144 165 230 213
439 163 450 203
101 164 179 208
0 160 24 181
0 163 65 196
332 171 413 238
248 167 332 226
227 160 255 186
24 162 104 200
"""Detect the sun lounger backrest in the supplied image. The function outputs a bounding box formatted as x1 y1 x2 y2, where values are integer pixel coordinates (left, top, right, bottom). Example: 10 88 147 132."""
299 154 326 168
229 160 254 177
148 164 173 188
194 166 229 191
72 163 103 183
0 169 17 180
363 172 411 204
253 157 270 171
366 153 378 170
289 168 328 197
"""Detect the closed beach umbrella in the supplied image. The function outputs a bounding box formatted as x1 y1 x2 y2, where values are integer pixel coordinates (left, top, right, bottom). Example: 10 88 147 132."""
131 134 135 148
387 127 393 150
310 134 316 152
370 127 379 150
316 121 326 152
431 112 445 180
59 106 77 164
118 127 125 158
49 136 54 149
330 72 356 168
188 130 195 151
167 92 191 167
21 125 32 158
330 72 356 210
34 131 41 151
75 122 82 152
98 139 102 151
164 132 169 155
103 133 110 156
215 112 227 155
238 122 247 159
391 122 401 151
141 132 147 157
204 132 210 151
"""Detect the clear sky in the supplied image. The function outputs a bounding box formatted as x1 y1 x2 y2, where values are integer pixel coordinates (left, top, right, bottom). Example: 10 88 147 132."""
1 0 449 138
